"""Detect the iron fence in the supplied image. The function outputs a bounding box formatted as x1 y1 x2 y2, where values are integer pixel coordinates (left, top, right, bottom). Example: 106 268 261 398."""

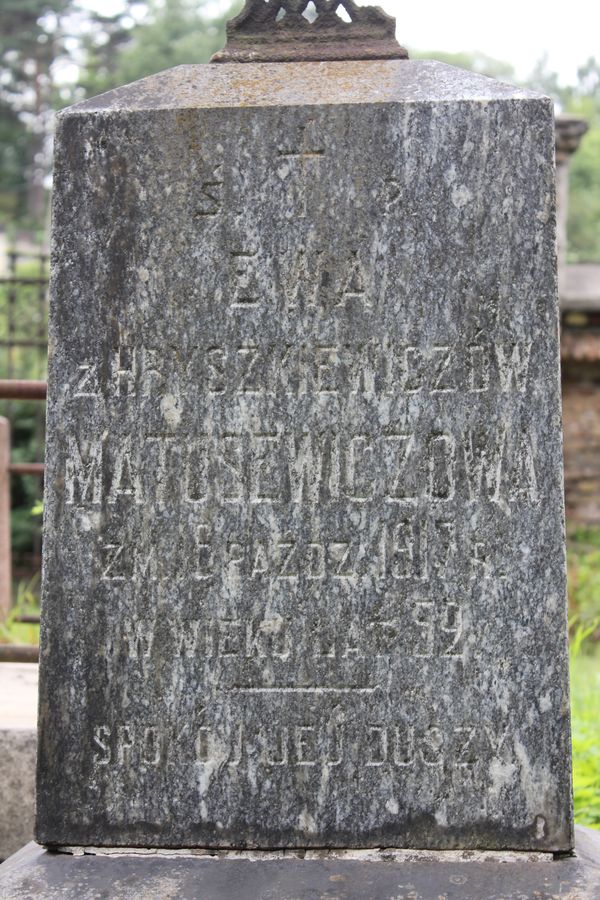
0 245 48 662
0 246 48 573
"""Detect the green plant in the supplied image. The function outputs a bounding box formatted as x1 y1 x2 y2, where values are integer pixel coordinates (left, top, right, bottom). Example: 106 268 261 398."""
0 253 48 564
567 524 600 631
0 398 45 558
0 575 40 644
570 618 600 828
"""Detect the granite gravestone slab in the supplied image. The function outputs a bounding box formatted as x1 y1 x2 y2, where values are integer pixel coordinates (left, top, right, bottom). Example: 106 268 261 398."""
37 60 572 851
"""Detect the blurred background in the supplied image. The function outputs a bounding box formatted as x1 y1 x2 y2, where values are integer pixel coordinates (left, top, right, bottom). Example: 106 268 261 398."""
0 0 598 836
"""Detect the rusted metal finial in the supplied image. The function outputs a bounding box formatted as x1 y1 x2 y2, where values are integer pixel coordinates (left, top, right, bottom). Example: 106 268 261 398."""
211 0 408 64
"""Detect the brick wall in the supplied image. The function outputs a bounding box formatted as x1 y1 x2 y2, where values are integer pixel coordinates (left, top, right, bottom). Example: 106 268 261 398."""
562 372 600 523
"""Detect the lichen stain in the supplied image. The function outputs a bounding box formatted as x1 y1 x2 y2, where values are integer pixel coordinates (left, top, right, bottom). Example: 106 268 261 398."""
160 393 182 428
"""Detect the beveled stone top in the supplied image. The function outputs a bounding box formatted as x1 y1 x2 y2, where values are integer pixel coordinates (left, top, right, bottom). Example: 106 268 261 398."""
67 60 542 114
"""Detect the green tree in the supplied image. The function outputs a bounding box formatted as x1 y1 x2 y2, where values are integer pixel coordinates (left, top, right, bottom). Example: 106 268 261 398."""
565 59 600 263
76 2 142 100
79 0 242 99
568 129 600 262
0 102 29 219
525 53 568 104
0 0 72 223
409 49 516 82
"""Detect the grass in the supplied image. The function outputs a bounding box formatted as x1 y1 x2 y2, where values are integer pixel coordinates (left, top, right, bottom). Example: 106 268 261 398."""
568 524 600 829
567 523 600 634
571 654 600 828
570 639 600 828
0 576 40 646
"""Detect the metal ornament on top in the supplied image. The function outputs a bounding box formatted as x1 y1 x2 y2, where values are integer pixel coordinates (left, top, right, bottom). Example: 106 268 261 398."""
211 0 409 63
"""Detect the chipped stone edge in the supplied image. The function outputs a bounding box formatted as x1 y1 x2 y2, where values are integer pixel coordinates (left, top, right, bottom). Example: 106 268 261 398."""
55 845 555 863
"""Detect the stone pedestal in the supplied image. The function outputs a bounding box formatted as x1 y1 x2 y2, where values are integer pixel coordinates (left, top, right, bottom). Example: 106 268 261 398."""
0 663 38 861
1 826 600 898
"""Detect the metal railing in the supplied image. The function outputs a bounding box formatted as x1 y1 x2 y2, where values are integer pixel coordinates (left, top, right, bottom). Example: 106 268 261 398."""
0 379 46 401
0 249 48 377
0 246 48 608
0 644 39 663
0 379 45 663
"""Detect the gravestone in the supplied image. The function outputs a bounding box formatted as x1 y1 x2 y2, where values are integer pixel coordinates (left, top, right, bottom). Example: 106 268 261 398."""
33 26 575 855
31 0 573 858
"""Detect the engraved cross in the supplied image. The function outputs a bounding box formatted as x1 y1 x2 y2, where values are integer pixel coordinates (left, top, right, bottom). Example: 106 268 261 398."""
277 121 324 217
278 122 325 167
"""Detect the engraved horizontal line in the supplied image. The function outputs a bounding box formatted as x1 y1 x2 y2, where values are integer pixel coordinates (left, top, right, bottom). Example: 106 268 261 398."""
227 686 378 694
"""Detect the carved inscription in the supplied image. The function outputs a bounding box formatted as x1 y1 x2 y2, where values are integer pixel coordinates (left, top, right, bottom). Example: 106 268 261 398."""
229 248 260 307
92 720 512 772
97 514 490 588
195 163 224 217
69 339 532 401
111 606 465 665
65 438 102 506
66 216 544 787
277 120 324 218
65 428 538 508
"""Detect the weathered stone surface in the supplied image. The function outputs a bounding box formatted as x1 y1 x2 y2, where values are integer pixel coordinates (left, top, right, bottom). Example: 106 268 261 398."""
37 60 571 850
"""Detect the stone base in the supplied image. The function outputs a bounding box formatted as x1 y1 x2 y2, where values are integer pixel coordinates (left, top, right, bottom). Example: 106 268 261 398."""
0 663 39 862
0 730 36 863
1 827 599 899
